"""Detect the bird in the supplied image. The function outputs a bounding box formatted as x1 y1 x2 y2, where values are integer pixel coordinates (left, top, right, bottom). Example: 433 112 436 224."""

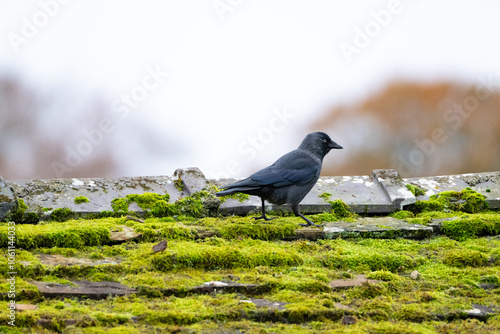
216 132 342 226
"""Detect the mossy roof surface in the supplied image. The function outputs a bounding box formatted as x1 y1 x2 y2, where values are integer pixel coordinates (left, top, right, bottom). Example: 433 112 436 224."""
2 190 500 333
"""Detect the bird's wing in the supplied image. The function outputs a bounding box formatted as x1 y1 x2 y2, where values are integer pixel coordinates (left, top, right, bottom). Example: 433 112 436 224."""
249 153 320 188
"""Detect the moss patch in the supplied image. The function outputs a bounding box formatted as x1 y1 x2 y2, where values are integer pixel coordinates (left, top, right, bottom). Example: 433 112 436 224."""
2 186 500 333
412 188 488 214
74 196 90 204
110 190 221 219
51 207 75 222
406 183 426 196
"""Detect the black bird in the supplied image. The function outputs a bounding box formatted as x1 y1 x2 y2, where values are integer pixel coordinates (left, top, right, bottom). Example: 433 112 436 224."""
216 132 342 226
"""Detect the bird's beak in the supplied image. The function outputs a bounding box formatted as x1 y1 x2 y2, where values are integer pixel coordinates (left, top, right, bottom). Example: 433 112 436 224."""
329 141 343 149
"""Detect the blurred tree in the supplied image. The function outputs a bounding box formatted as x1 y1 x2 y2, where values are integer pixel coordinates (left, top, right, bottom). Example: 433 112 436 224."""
0 75 122 179
0 75 119 179
315 81 500 177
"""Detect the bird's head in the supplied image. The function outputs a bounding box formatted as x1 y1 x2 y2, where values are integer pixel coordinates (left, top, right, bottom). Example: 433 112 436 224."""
299 132 343 158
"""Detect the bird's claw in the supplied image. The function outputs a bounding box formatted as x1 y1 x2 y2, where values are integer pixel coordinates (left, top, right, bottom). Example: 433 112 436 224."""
252 215 274 221
299 222 324 227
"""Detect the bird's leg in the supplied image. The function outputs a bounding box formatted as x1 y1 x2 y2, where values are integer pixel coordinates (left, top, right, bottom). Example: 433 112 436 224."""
292 204 323 227
252 198 274 221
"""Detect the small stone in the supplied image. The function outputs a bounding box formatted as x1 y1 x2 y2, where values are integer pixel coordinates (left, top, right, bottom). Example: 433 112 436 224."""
479 283 497 290
249 298 289 311
341 315 357 325
226 274 240 281
174 167 207 195
410 270 420 280
110 226 142 241
0 175 17 221
15 304 38 311
32 280 137 299
38 254 120 267
203 281 228 287
464 304 497 320
152 240 168 253
334 303 351 310
329 274 381 289
125 215 145 223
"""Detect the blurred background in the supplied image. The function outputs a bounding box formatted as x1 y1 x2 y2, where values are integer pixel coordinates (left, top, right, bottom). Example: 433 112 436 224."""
1 0 499 180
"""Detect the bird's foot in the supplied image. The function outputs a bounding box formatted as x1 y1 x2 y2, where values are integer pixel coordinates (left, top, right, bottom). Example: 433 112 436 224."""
298 217 324 227
252 215 274 221
299 222 324 227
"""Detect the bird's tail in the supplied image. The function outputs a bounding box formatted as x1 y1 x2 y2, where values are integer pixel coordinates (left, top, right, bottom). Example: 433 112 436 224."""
215 189 235 197
216 186 259 197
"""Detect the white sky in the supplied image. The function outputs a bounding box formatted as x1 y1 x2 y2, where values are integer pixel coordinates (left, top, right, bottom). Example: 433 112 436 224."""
1 0 500 178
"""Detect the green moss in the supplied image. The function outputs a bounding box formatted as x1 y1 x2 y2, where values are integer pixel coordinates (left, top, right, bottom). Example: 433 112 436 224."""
367 270 401 281
5 207 500 332
317 194 355 221
460 188 489 213
413 188 488 214
218 192 250 203
150 239 304 272
318 192 332 201
2 198 40 223
443 249 489 267
111 197 130 213
51 207 75 222
218 218 297 240
413 198 446 213
391 210 415 219
0 219 113 249
112 192 171 213
174 177 184 191
74 196 90 204
441 214 500 240
316 239 425 272
406 183 426 196
405 211 463 226
329 199 354 218
4 198 29 222
150 200 178 217
110 191 219 219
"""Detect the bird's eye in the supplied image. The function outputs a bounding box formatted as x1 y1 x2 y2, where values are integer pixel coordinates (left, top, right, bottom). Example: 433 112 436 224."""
322 139 328 143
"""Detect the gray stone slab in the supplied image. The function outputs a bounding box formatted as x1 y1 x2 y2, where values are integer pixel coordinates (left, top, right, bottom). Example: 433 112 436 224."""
188 281 262 294
329 274 381 289
405 171 500 209
109 226 142 242
0 175 17 220
215 174 395 216
174 167 208 195
463 303 498 320
32 280 137 299
7 175 182 220
215 178 262 216
324 217 432 239
372 169 415 209
307 175 395 214
247 298 289 311
428 217 460 234
38 254 121 267
1 169 499 222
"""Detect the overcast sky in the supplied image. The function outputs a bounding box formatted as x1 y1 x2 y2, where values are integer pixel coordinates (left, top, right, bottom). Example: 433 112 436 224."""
1 0 500 179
